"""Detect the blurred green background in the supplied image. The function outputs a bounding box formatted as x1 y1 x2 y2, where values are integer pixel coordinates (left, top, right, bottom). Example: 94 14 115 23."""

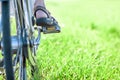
34 0 120 80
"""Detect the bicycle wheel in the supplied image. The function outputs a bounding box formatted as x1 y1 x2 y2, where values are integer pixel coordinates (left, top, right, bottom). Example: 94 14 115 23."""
1 0 40 79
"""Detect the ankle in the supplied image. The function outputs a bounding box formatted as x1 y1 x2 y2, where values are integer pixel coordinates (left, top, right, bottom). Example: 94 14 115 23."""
36 10 47 18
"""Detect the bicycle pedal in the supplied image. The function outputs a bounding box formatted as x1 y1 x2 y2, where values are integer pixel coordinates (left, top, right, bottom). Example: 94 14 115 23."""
42 25 61 34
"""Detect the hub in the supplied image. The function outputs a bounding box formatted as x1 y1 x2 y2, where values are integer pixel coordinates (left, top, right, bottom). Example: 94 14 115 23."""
0 36 22 53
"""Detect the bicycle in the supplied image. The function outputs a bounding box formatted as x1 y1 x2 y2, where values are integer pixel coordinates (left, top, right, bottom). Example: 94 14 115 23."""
0 0 60 80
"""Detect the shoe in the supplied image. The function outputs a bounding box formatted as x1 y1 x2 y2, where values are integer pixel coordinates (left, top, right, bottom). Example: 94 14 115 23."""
34 6 61 34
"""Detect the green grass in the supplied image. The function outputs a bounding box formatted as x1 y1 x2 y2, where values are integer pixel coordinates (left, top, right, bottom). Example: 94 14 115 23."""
34 0 120 80
1 0 120 80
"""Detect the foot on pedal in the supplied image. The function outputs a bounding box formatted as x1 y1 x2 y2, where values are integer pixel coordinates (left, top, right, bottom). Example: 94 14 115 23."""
34 6 61 34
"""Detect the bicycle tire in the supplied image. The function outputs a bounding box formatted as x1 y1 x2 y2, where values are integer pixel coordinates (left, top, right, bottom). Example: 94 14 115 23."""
1 1 14 80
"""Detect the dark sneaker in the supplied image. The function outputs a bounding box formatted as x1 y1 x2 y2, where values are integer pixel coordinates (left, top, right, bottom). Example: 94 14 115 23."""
34 6 61 34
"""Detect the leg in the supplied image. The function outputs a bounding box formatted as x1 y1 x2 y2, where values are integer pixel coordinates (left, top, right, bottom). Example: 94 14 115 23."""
34 0 47 19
